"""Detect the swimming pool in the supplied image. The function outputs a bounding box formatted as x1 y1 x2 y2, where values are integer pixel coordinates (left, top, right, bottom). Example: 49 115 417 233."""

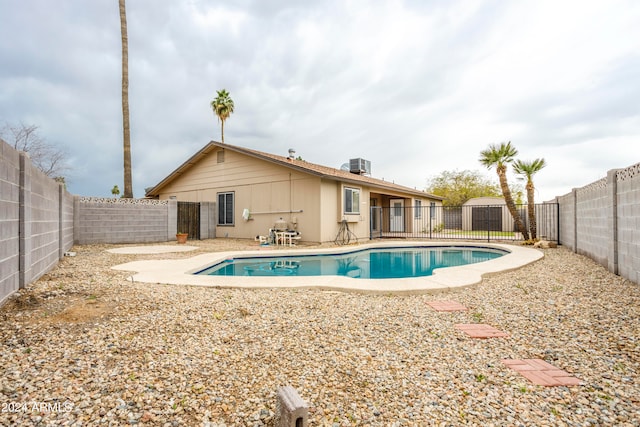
112 242 543 294
195 246 507 279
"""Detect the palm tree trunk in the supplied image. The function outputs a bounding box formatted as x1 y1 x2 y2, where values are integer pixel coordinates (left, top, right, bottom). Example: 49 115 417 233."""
120 0 133 198
498 167 530 240
221 119 225 143
527 182 536 240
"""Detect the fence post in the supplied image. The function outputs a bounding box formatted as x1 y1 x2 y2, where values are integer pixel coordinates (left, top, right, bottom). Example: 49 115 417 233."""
572 188 578 253
556 202 560 244
486 205 490 242
369 206 373 240
18 152 32 289
607 169 620 275
58 184 64 260
168 199 178 241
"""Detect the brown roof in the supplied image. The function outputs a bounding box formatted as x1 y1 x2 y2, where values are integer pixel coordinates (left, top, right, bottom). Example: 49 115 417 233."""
146 141 443 200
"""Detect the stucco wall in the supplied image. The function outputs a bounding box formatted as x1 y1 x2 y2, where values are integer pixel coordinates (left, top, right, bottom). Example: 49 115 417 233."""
156 148 357 243
319 180 338 242
150 145 457 243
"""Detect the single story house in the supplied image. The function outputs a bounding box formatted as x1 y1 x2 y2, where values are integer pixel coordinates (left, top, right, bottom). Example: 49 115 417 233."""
145 141 443 243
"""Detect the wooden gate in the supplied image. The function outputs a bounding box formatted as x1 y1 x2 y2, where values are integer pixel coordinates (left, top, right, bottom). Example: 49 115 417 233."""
177 202 200 240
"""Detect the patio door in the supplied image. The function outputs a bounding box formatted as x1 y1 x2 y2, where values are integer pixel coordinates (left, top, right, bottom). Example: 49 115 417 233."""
390 199 404 232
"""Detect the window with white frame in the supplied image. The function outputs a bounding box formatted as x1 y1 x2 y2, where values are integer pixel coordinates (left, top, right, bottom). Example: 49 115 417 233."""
344 187 360 214
414 200 422 219
430 202 436 218
217 192 234 225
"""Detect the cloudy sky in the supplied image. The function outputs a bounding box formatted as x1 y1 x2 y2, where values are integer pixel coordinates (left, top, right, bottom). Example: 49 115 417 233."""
1 0 639 202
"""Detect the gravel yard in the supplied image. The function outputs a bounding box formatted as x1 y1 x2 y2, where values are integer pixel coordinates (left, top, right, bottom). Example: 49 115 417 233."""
1 239 638 426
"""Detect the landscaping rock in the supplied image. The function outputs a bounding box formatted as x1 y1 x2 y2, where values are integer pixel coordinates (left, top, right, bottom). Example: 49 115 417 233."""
0 240 637 425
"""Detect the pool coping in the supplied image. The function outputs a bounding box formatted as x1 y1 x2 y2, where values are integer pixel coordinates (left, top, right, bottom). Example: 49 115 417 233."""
111 241 544 294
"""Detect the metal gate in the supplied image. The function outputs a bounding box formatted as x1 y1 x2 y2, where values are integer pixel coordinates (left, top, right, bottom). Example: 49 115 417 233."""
177 202 200 240
371 203 559 242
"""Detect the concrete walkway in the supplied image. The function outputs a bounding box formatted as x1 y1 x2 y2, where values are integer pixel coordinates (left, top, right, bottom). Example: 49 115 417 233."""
107 245 199 254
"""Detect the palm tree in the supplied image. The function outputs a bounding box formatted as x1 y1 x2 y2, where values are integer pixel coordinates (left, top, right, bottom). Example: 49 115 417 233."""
513 158 547 240
210 89 234 143
119 0 133 198
479 141 530 240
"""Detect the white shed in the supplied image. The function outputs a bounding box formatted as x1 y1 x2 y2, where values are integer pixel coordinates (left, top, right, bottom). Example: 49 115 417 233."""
462 197 515 232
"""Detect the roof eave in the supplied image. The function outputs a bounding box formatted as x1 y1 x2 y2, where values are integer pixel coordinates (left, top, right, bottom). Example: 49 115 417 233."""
145 140 443 201
318 174 443 200
145 141 219 197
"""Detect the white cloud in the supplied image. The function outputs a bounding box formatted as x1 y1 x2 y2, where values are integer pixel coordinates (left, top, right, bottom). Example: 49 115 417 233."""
0 0 639 200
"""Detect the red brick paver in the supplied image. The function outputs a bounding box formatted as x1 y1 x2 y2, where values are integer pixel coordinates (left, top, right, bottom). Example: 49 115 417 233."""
501 359 583 386
426 300 468 312
455 323 510 338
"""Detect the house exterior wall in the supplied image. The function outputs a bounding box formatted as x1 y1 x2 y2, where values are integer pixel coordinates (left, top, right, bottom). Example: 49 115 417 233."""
153 146 444 243
336 181 369 239
157 148 325 242
320 180 340 242
327 182 439 242
373 194 443 234
411 197 443 233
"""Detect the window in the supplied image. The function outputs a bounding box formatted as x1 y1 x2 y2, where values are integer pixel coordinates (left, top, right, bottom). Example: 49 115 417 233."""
217 192 234 225
217 150 225 163
414 200 422 219
344 187 360 214
430 202 436 219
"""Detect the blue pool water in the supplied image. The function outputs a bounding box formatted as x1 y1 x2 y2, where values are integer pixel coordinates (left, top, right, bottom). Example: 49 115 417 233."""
195 246 506 279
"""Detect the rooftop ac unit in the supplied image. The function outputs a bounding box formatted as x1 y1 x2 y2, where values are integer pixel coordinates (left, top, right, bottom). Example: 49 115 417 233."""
349 158 371 175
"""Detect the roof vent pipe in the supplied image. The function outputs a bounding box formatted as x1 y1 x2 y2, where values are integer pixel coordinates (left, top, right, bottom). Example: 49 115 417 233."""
288 148 296 159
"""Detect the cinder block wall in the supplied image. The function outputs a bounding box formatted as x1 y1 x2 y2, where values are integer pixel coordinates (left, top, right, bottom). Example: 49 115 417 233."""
0 139 74 305
61 190 74 253
24 155 70 286
1 141 223 302
557 191 576 250
556 162 640 285
0 139 21 305
575 179 608 266
616 164 640 284
74 198 171 244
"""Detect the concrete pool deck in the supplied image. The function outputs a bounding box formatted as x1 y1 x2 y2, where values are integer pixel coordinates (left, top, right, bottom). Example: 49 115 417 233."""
111 241 543 294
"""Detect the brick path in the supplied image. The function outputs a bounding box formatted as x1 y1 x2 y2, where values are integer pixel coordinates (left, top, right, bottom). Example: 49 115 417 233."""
428 299 582 387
